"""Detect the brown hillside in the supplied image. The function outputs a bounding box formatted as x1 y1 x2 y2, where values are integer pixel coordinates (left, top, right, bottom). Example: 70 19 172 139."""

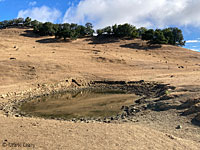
0 28 200 150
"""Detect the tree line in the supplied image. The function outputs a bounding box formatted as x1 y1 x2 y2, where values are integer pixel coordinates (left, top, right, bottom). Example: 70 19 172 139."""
33 21 94 40
0 17 185 46
97 24 185 46
0 17 94 40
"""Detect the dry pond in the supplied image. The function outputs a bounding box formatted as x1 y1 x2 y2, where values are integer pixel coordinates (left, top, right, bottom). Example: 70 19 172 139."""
20 89 138 120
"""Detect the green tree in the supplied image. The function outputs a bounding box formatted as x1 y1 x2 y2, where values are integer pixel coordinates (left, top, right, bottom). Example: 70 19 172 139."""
149 29 168 44
24 17 32 26
37 22 56 36
2 20 9 27
162 28 174 44
8 20 14 26
172 28 185 46
112 24 118 36
96 29 104 36
69 23 79 40
142 29 154 41
162 27 185 46
14 18 24 26
103 26 112 35
31 20 40 28
137 27 147 38
85 22 94 36
52 24 60 35
33 22 43 33
55 24 64 39
75 25 86 37
112 23 138 38
60 23 71 40
96 26 112 36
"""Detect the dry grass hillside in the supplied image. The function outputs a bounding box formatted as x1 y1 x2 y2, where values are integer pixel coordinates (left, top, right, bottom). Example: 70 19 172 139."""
0 27 200 150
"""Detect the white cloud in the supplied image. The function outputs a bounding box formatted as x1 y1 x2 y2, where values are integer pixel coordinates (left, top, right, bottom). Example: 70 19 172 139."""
186 40 200 43
190 48 200 52
18 6 61 23
63 0 200 28
29 1 37 6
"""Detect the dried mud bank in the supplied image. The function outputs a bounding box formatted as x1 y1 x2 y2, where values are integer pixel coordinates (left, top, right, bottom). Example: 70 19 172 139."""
0 78 178 123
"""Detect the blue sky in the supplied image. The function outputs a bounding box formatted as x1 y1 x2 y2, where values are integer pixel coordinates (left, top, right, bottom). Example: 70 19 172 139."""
0 0 200 52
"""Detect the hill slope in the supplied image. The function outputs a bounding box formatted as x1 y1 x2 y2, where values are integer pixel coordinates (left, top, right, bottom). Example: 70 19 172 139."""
0 28 200 93
0 28 200 150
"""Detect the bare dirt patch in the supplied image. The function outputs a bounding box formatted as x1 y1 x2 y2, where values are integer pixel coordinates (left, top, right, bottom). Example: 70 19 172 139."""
1 28 200 149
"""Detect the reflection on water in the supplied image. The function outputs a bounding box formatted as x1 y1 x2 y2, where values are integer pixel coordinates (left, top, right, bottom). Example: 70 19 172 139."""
20 89 138 120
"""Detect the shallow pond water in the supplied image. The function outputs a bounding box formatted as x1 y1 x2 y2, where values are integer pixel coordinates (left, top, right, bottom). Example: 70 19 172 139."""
20 89 139 120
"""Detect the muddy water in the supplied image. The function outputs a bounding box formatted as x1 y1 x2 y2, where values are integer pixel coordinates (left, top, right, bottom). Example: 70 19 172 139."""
20 89 139 120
